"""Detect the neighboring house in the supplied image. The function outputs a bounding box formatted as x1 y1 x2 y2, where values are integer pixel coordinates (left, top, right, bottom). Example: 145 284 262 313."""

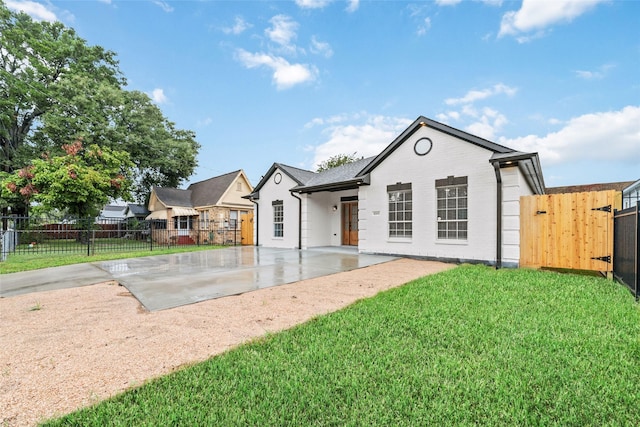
97 204 127 223
546 179 639 209
124 204 150 221
147 170 254 245
246 116 545 267
622 179 640 209
546 181 635 195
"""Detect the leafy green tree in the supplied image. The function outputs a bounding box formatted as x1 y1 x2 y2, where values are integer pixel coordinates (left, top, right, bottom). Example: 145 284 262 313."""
316 152 363 172
1 139 133 218
0 3 199 208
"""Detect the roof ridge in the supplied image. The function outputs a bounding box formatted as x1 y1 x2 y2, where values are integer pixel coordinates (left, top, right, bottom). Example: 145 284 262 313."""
189 170 241 186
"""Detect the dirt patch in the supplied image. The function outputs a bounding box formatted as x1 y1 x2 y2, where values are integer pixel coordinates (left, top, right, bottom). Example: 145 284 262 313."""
0 258 453 426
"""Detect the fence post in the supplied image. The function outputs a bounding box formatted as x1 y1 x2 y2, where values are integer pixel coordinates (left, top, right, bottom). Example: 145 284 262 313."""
635 203 640 301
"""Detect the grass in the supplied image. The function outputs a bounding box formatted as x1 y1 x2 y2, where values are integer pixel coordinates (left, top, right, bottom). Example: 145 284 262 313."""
42 265 640 426
0 244 224 274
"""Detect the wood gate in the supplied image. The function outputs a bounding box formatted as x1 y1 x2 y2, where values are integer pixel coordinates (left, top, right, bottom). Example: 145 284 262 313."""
520 190 621 272
240 212 254 246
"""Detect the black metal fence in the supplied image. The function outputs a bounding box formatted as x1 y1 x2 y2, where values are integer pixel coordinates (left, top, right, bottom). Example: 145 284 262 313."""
613 205 639 299
0 216 242 262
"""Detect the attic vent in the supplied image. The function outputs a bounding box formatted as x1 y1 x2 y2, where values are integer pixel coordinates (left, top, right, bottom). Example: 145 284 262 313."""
237 182 242 191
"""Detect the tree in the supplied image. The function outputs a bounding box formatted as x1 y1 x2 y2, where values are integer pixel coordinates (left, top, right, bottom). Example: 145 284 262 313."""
0 3 199 208
316 152 363 172
1 139 133 218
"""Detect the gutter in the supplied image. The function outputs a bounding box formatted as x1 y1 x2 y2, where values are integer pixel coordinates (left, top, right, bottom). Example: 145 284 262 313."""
492 161 503 270
290 192 302 249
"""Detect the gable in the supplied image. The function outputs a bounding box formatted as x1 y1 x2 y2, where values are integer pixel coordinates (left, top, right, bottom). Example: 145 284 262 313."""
188 170 240 207
217 171 255 208
357 116 514 177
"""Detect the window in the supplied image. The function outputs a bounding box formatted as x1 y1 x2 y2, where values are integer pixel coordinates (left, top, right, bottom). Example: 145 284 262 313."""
200 210 210 229
229 210 238 229
273 200 283 237
152 219 167 229
388 183 412 238
436 176 468 240
174 216 193 230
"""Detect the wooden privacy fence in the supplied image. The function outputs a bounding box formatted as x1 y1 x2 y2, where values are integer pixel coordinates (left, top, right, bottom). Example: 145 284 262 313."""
520 190 621 272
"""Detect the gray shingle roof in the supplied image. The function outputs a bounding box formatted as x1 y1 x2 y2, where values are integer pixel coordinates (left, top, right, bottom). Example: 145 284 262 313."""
546 181 636 194
153 187 193 207
188 170 240 207
277 164 317 185
126 204 150 216
293 156 375 190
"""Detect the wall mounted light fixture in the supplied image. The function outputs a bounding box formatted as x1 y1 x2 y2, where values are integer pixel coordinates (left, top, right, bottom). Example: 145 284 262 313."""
332 205 338 211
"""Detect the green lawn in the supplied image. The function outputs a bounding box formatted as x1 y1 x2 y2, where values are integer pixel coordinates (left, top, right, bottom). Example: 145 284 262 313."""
0 244 224 274
43 265 640 426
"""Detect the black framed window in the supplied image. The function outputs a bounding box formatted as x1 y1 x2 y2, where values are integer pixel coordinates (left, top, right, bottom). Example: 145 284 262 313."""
436 176 468 240
388 183 412 238
273 200 283 237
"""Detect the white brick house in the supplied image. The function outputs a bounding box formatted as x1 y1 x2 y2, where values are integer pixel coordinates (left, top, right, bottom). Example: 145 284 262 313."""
246 116 545 267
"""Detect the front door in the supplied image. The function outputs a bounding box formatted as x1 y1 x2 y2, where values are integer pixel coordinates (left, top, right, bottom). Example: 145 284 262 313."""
175 216 191 236
341 202 358 246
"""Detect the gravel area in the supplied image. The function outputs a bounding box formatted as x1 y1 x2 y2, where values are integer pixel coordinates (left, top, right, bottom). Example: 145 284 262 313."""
0 258 454 426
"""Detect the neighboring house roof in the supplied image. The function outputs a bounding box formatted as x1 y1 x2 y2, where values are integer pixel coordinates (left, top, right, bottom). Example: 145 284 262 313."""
188 170 241 207
546 181 636 194
125 204 150 217
624 179 640 192
153 187 193 207
99 204 127 219
148 170 253 218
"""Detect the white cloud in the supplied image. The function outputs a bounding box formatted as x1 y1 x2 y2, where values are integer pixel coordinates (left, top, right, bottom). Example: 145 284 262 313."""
265 15 299 51
150 88 168 104
304 112 365 129
6 0 57 22
417 17 432 36
295 0 332 9
346 0 359 13
439 85 514 140
499 106 640 165
310 36 333 58
436 0 502 5
445 83 517 105
308 115 413 169
464 107 508 140
152 1 174 13
197 117 213 127
575 63 615 80
235 49 317 90
499 0 606 39
222 16 252 35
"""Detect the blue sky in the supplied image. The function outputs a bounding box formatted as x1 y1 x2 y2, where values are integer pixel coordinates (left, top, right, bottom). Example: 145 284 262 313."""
7 0 640 189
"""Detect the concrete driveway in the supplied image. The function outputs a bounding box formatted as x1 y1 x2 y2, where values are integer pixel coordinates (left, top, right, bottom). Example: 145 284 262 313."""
1 247 395 311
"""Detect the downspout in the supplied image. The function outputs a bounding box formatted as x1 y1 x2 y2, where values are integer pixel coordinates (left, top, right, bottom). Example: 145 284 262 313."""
250 198 259 246
492 161 503 269
290 191 302 249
